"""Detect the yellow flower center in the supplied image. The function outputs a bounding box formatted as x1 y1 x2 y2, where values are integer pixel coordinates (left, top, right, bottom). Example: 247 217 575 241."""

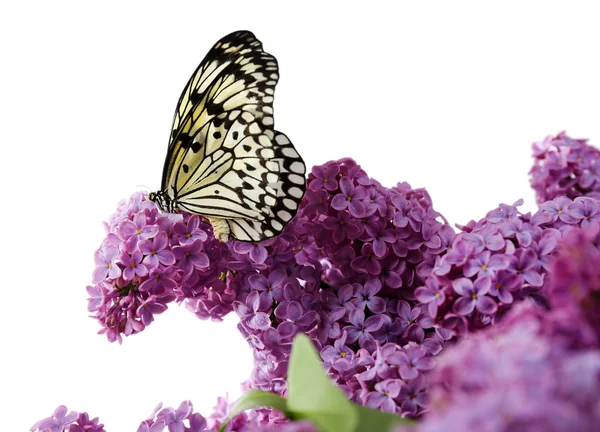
346 196 352 201
108 263 113 269
130 262 136 268
186 233 192 239
340 352 346 358
471 293 477 299
137 229 142 235
481 264 488 271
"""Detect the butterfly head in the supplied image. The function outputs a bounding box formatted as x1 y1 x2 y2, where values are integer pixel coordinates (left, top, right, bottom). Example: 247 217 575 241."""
148 190 175 213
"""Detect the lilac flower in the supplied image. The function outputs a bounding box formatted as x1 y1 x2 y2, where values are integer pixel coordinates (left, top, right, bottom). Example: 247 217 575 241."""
248 270 286 304
139 232 176 268
232 239 275 264
398 376 428 416
441 240 474 268
274 301 316 339
452 277 497 316
351 279 386 314
121 250 149 280
489 270 521 304
463 226 504 252
506 249 543 287
568 196 600 229
364 379 402 413
309 163 339 191
138 266 178 295
323 211 361 243
331 177 367 217
415 276 446 317
396 301 425 342
321 331 354 372
92 246 121 282
344 308 385 348
463 250 510 278
388 344 434 380
234 291 272 331
302 189 330 217
30 406 79 432
172 239 209 276
367 224 398 257
119 212 159 251
137 295 168 326
351 243 382 275
173 215 208 245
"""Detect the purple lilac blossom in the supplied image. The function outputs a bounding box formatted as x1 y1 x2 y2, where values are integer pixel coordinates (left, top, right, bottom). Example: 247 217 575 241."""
395 301 600 432
530 131 600 203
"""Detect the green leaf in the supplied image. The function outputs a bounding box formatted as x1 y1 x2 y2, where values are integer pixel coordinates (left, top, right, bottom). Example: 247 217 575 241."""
218 389 288 432
287 333 358 432
354 404 416 432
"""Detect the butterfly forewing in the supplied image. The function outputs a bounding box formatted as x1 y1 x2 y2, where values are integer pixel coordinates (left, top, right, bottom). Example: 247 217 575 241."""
157 30 306 241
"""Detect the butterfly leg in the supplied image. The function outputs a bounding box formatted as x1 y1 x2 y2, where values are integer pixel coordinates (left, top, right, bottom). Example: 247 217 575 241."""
207 216 231 243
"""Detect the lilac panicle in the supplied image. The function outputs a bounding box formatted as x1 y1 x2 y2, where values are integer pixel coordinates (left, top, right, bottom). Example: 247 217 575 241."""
530 131 600 203
88 192 232 342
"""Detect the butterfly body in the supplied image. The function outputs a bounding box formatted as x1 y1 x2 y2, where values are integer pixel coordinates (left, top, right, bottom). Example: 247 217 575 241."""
149 31 306 242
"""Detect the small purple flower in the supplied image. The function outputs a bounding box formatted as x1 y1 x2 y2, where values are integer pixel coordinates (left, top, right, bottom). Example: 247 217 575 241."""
275 301 316 339
452 277 497 316
233 239 274 264
351 243 382 275
119 212 159 250
507 249 544 287
137 295 168 325
396 301 425 341
139 232 176 268
388 344 434 380
139 266 177 294
310 163 340 191
93 246 121 282
156 401 193 432
415 276 446 317
464 226 505 252
344 308 385 347
303 189 329 216
331 177 367 217
443 239 474 267
352 279 386 313
569 197 600 229
490 270 521 304
321 331 354 372
323 211 361 243
398 376 428 415
173 215 208 245
463 251 510 278
31 406 79 432
121 250 148 280
173 239 209 276
234 291 272 331
248 269 286 304
364 379 402 413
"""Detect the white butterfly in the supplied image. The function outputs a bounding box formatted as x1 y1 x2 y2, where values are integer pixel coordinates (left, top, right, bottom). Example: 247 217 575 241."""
149 31 306 242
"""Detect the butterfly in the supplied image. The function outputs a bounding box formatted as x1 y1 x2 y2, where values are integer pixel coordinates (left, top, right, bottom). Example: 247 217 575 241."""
148 30 306 243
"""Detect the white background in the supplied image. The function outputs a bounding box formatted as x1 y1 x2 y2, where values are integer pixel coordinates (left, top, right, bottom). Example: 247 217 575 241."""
1 1 600 431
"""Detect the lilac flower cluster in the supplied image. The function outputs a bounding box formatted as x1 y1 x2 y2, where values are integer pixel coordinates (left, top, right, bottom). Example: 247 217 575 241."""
137 401 208 432
31 406 105 432
87 192 232 343
207 158 455 421
530 131 600 203
547 226 600 347
418 194 600 336
397 227 600 432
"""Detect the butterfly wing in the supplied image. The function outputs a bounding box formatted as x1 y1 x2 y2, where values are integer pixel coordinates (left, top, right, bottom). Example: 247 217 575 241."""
160 30 306 241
